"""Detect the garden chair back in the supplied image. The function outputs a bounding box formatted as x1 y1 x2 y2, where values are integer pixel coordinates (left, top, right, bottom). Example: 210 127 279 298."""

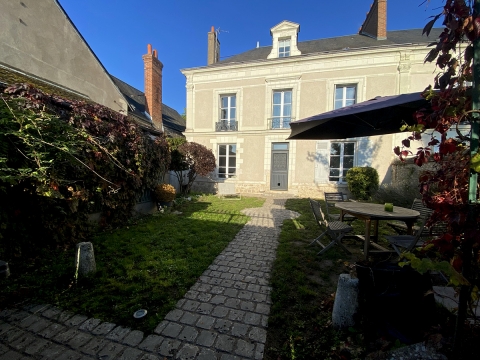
324 192 356 223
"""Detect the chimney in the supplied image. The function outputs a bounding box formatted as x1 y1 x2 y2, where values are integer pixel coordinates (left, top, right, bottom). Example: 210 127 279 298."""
207 26 220 65
142 44 163 131
359 0 387 40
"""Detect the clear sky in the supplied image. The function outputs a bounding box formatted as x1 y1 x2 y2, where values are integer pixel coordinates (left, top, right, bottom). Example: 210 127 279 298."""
58 0 442 114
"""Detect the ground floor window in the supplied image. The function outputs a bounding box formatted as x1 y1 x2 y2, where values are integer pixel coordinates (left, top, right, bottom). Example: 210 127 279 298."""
329 142 355 182
218 144 236 178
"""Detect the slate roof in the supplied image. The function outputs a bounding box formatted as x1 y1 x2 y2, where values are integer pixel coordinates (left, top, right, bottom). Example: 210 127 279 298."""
213 28 443 66
110 76 186 138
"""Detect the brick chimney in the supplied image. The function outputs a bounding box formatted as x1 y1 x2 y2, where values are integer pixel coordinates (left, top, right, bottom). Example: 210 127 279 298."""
142 44 163 131
207 26 220 65
359 0 387 40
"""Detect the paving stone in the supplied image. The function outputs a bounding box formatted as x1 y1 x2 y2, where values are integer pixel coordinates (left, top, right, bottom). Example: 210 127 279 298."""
220 354 242 360
78 318 101 332
197 293 212 302
248 327 267 343
56 328 80 344
91 321 116 335
184 290 199 300
153 321 169 335
176 298 187 309
211 306 229 318
196 284 212 292
80 337 110 356
196 302 213 315
195 330 217 347
175 343 198 360
221 280 235 287
228 309 245 322
41 306 62 320
261 315 268 328
196 315 215 330
39 342 68 358
178 325 198 342
56 350 83 360
254 303 270 315
38 322 66 339
251 293 267 302
240 301 255 312
27 318 51 333
7 311 30 322
9 332 36 351
67 331 93 349
138 334 164 352
117 347 143 360
165 309 183 322
235 339 255 358
183 300 200 312
24 338 50 356
224 298 241 309
158 338 181 357
106 325 131 341
238 291 253 300
224 288 239 297
214 319 233 334
98 341 125 359
0 344 8 355
197 347 217 360
215 334 235 352
210 286 225 294
0 327 24 343
0 309 16 319
64 314 88 327
179 312 200 325
231 323 249 337
0 350 23 360
140 353 162 359
161 322 182 338
255 343 265 360
121 329 144 346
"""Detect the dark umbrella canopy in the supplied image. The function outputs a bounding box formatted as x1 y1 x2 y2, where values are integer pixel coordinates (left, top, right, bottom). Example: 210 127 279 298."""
288 92 429 140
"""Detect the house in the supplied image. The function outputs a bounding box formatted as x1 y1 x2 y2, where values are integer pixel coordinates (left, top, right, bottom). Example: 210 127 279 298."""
0 0 185 214
0 0 185 139
180 0 440 197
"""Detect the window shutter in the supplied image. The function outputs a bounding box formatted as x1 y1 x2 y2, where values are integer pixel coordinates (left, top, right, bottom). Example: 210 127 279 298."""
314 141 330 183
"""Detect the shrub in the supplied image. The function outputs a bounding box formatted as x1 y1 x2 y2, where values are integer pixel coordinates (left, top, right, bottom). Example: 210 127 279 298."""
346 166 379 200
153 183 176 202
372 180 420 208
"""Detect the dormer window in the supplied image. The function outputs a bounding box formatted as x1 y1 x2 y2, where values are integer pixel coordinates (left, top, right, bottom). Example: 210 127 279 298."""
278 38 291 57
267 21 301 59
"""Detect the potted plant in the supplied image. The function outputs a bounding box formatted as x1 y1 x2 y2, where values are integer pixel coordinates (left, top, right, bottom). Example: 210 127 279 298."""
153 183 176 207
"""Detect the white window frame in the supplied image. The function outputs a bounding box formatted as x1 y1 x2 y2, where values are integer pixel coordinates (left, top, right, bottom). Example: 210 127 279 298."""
278 38 291 57
220 94 236 122
218 144 237 179
272 89 292 129
329 141 356 183
334 84 357 110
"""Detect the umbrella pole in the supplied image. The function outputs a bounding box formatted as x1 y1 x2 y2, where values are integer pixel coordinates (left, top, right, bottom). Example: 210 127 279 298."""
453 0 480 354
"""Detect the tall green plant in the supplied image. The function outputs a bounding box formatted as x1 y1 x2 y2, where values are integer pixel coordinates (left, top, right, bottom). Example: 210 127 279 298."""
345 166 379 200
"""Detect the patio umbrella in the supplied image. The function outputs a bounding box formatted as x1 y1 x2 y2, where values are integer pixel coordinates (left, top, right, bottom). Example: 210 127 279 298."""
288 92 430 140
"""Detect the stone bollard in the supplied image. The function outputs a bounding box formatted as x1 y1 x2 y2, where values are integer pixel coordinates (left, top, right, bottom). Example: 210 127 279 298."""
75 242 96 278
0 260 10 279
332 273 359 329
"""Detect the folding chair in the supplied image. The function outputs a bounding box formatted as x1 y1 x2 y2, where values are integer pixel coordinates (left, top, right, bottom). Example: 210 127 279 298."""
324 192 356 223
387 198 432 235
308 198 353 256
385 216 428 255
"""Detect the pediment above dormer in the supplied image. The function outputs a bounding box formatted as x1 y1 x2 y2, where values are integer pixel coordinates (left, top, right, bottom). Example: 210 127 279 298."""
268 20 301 59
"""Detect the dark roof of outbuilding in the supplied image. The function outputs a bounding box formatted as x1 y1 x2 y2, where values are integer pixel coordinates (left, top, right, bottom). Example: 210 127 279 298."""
110 76 186 138
215 28 443 66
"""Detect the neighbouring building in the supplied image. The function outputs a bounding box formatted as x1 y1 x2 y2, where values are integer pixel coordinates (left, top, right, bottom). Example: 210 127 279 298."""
181 0 440 197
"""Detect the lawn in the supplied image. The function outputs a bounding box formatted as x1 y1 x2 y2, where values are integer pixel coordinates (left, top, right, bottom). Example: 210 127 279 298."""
0 194 264 333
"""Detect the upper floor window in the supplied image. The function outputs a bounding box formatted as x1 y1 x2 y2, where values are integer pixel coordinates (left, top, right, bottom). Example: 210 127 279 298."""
272 90 292 129
218 144 236 178
278 38 291 57
217 95 237 131
329 142 355 183
334 84 356 110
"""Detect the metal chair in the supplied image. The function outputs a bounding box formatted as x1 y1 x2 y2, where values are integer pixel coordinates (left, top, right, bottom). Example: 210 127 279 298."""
324 192 356 223
308 198 353 256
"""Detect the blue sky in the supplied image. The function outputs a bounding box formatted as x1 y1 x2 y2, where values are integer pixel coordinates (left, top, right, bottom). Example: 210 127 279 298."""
59 0 442 114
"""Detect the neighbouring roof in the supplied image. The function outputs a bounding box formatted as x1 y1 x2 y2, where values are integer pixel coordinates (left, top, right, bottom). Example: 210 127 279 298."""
214 28 443 66
110 76 186 138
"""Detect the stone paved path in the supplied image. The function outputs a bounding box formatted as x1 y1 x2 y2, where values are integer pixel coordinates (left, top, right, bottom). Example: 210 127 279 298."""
0 195 299 359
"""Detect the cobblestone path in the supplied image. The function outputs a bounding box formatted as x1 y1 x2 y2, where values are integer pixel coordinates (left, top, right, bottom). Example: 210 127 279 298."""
0 195 299 359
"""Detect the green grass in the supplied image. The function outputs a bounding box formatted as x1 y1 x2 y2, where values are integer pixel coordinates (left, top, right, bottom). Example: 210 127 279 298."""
264 198 398 360
0 194 264 333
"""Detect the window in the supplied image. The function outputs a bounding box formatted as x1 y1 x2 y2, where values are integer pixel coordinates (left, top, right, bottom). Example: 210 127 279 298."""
272 90 292 129
220 95 236 122
329 142 355 182
218 144 236 178
278 38 290 57
334 84 356 109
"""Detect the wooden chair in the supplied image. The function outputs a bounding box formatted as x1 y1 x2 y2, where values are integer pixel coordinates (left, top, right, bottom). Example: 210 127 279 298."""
308 198 353 256
385 216 428 255
324 192 356 223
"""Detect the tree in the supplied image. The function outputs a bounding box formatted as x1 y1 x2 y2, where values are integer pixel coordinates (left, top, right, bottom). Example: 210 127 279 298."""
174 142 216 195
395 1 480 355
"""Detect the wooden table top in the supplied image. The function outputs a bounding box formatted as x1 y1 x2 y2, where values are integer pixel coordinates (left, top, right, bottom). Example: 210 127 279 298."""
335 202 420 220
